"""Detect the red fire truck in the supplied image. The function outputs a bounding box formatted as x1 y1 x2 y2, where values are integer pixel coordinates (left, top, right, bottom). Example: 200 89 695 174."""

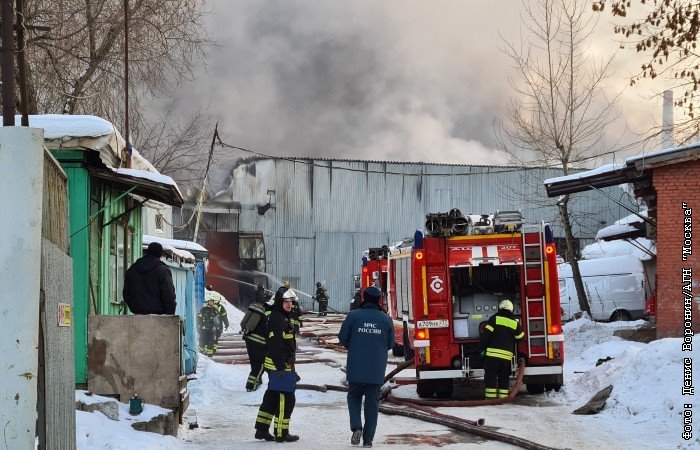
397 210 564 397
361 243 418 358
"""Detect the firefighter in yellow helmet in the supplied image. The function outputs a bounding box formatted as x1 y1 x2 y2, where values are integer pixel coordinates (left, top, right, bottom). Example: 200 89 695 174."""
479 299 524 399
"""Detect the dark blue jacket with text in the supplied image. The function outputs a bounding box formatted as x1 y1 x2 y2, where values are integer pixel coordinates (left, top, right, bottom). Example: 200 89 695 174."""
338 303 395 385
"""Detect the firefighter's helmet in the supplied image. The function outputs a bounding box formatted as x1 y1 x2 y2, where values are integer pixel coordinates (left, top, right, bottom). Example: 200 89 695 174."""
283 288 297 300
316 281 322 287
498 299 514 312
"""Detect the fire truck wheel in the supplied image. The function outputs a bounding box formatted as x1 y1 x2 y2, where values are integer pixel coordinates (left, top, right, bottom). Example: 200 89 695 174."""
526 383 545 395
416 380 436 398
545 383 562 392
435 381 453 399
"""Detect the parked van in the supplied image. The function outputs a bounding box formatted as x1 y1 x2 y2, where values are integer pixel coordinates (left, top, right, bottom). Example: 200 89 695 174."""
559 255 648 322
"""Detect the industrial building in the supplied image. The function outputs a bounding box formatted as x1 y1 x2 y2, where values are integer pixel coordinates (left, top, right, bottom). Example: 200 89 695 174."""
175 157 633 312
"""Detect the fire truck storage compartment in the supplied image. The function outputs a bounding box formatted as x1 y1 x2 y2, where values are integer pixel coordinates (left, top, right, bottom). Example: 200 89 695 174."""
450 264 521 340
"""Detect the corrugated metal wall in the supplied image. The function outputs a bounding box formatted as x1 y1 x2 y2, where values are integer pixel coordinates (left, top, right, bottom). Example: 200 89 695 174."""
210 158 632 312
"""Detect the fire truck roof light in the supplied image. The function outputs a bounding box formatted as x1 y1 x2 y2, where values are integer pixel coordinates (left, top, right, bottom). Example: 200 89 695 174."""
414 229 424 249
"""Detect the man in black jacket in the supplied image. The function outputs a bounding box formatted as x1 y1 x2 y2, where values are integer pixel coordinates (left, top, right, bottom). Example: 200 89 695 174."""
479 299 524 399
254 286 299 443
123 242 176 314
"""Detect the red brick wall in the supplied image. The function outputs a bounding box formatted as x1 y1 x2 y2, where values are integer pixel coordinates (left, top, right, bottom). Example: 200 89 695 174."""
654 159 700 338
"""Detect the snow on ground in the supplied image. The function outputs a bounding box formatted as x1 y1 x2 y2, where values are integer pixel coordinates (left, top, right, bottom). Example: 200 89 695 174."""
75 391 179 449
77 313 699 449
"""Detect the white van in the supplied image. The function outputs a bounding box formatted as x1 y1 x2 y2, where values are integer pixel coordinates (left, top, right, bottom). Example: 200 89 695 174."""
558 255 648 322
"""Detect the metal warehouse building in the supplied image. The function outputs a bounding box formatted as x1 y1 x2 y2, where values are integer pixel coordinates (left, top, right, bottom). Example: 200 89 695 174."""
176 157 632 312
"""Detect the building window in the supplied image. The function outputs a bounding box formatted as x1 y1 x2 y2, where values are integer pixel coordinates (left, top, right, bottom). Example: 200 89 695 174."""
110 221 134 304
155 213 165 233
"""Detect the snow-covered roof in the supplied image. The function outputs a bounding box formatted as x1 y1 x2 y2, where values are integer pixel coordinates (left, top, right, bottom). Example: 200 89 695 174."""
596 223 642 240
112 168 183 200
581 237 656 261
543 163 625 185
143 235 208 254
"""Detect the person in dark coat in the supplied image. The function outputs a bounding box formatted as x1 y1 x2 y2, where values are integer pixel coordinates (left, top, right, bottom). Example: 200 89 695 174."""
338 286 395 448
479 299 524 399
122 242 176 314
254 286 299 443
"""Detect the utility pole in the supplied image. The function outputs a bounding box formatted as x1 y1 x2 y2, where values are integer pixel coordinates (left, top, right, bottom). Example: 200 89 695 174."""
16 0 28 126
193 123 218 243
123 0 131 167
1 0 15 126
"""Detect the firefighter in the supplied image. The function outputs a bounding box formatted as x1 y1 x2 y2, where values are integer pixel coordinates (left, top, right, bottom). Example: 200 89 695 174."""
205 285 228 351
289 298 303 336
241 297 273 391
197 298 218 356
313 281 330 316
213 296 229 350
254 287 299 442
255 283 270 304
479 299 524 399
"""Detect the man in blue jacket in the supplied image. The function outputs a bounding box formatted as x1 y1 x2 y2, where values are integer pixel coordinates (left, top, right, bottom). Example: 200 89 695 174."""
338 286 395 448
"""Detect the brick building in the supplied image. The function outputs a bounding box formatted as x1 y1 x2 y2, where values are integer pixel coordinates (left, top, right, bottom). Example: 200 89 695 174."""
544 145 700 339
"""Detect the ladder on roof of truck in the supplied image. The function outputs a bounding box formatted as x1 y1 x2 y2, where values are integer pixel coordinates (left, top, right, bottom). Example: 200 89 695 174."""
521 223 547 357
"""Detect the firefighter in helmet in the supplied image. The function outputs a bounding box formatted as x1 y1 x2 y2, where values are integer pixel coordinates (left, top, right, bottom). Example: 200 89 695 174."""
313 281 330 316
479 299 524 399
198 298 218 356
254 286 299 442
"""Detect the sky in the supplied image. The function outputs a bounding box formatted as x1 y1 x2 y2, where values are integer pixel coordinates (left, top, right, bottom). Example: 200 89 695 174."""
75 302 698 449
167 0 672 170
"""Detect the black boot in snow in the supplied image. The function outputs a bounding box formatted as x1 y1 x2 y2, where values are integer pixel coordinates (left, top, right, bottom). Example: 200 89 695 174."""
275 434 299 443
255 430 275 441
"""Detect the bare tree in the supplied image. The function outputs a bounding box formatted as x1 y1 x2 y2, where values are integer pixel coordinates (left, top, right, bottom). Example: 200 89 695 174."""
14 0 213 184
134 102 213 187
496 0 621 316
593 0 700 141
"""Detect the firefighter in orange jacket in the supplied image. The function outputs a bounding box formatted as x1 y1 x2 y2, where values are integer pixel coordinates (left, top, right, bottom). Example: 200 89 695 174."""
479 299 524 399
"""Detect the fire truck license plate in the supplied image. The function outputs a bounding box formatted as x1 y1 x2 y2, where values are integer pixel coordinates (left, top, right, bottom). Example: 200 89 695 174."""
416 320 449 329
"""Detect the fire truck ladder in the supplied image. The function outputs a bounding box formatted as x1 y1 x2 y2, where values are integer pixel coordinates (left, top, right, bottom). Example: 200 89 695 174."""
521 223 547 358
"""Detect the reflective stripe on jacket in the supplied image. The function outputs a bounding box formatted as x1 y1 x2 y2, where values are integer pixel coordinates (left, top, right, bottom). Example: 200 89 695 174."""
479 311 524 361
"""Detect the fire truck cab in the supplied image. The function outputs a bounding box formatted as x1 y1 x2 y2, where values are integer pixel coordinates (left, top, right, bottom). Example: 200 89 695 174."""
410 210 564 397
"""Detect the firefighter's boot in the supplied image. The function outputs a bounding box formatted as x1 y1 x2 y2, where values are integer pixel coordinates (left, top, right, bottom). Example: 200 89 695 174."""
275 434 299 443
255 430 275 441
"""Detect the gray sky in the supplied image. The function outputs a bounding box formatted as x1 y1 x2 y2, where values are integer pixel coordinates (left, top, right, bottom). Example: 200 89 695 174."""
170 0 665 174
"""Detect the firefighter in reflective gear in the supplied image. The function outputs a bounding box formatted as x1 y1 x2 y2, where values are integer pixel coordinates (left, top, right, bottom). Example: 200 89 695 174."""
254 287 299 443
198 298 218 356
313 281 330 316
289 299 303 336
242 298 272 391
213 296 229 349
479 299 524 399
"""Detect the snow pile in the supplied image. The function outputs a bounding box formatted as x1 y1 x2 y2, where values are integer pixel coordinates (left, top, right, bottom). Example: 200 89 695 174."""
75 391 178 449
560 318 699 448
581 237 656 261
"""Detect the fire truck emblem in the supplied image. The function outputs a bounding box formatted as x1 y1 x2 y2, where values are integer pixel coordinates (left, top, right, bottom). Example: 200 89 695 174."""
429 276 444 294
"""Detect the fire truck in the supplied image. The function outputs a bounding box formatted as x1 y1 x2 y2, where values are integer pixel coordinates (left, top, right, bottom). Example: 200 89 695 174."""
360 246 412 357
384 210 564 397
